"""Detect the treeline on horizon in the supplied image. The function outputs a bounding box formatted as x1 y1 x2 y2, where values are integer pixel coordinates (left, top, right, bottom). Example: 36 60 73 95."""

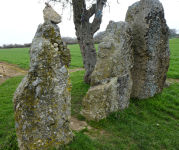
0 29 178 49
0 32 105 49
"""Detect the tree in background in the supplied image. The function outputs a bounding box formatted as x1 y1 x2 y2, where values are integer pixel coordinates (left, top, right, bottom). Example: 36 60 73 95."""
93 31 105 44
42 0 118 84
1 43 31 49
61 36 78 45
169 28 177 39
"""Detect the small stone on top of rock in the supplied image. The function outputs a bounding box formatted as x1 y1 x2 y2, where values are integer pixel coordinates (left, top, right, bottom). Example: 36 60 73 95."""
43 2 61 24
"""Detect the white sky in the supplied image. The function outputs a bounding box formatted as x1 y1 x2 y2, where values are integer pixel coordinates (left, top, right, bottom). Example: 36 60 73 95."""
0 0 179 46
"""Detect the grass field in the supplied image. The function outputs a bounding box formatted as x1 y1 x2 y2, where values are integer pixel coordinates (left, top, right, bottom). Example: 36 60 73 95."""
0 73 179 149
167 38 179 79
0 39 179 149
0 44 99 70
0 48 30 69
0 39 178 77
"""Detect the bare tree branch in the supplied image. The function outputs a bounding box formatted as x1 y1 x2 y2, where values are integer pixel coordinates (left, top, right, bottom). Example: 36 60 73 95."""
86 4 96 19
91 0 107 34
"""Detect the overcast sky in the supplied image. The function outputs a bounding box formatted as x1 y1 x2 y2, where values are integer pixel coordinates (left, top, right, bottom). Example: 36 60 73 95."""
0 0 179 46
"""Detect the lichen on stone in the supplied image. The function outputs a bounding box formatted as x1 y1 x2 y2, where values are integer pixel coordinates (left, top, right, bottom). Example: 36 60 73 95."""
34 21 71 68
125 0 170 99
80 21 133 121
13 21 73 150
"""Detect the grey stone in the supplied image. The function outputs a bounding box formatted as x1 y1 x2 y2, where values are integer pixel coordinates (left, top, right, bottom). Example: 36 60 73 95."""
125 0 170 99
15 121 19 129
81 21 133 121
35 86 41 98
34 21 71 67
60 65 67 74
43 3 61 24
22 135 27 142
13 21 73 150
32 77 42 87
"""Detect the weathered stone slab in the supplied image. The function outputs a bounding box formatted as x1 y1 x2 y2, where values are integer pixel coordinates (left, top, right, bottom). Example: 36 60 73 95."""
43 3 61 24
125 0 170 99
13 21 73 150
81 21 133 121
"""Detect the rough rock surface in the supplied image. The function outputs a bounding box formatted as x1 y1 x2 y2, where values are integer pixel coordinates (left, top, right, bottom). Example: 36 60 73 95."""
43 2 61 24
35 21 71 67
125 0 170 99
81 21 133 121
13 21 73 150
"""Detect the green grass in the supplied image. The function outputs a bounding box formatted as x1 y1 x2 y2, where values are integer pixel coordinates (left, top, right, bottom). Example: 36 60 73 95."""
0 76 25 149
70 71 90 115
0 44 99 70
69 44 98 69
167 38 179 79
0 39 178 78
0 73 179 149
0 40 179 149
0 48 30 69
68 44 84 69
88 83 179 149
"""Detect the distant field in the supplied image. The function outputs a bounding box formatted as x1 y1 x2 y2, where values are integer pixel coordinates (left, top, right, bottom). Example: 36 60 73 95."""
0 39 178 77
0 47 30 69
168 38 179 79
0 44 99 70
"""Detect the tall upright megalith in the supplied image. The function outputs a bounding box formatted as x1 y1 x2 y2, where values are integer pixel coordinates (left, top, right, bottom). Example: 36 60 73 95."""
125 0 170 99
81 21 133 121
12 4 73 150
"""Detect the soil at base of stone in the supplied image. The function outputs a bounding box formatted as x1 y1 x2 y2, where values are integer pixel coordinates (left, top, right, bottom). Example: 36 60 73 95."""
166 78 179 83
0 61 28 84
0 61 84 85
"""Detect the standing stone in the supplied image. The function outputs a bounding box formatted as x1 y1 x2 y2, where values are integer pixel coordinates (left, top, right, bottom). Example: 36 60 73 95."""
80 21 133 121
12 20 73 150
35 21 71 67
125 0 170 99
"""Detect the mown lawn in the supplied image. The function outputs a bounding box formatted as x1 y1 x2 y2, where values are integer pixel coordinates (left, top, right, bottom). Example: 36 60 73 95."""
0 73 179 149
0 48 30 69
167 38 179 79
0 39 179 149
0 39 178 78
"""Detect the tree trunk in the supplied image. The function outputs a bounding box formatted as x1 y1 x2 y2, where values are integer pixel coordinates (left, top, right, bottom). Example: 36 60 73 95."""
76 23 97 84
72 0 106 84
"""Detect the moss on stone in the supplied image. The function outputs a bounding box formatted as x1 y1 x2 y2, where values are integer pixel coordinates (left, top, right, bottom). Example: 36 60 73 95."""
13 21 73 150
81 21 133 121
